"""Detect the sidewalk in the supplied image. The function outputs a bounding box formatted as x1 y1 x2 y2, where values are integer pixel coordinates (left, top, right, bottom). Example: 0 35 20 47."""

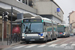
0 39 22 50
0 40 9 50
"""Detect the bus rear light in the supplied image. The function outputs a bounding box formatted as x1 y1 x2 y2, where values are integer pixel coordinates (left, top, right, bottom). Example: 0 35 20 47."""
59 33 62 34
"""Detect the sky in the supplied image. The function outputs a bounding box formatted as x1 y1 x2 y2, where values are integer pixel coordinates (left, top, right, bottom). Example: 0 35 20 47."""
54 0 75 24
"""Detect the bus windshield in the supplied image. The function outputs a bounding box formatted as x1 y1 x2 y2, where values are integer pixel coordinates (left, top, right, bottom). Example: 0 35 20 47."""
57 26 65 32
22 23 43 33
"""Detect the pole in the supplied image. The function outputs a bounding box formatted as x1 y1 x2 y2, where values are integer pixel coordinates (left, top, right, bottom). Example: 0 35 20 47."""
2 12 4 45
11 6 13 44
25 0 26 4
27 0 29 5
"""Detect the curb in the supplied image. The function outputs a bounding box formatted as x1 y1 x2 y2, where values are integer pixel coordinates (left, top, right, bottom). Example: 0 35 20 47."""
2 41 22 50
10 41 22 46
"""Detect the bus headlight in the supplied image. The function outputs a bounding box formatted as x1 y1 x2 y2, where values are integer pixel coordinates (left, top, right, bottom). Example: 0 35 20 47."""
63 34 65 35
63 33 65 35
22 33 26 36
22 37 25 39
40 36 44 38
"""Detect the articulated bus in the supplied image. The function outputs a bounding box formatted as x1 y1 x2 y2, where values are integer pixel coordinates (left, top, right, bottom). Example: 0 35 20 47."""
21 17 58 43
57 25 70 37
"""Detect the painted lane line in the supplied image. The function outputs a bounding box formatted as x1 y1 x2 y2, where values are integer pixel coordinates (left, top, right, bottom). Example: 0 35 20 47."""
38 44 46 47
13 45 26 49
49 44 57 47
60 38 73 44
25 45 37 48
60 44 67 47
65 46 74 49
71 44 75 46
46 39 61 44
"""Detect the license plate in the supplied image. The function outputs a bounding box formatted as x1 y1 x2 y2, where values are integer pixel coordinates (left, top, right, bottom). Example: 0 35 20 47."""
30 39 35 41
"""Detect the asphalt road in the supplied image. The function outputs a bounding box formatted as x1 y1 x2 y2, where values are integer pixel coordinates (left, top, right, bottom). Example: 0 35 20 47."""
4 36 75 50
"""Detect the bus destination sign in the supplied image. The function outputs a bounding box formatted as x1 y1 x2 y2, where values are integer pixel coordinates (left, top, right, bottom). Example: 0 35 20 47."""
23 19 42 22
30 19 42 22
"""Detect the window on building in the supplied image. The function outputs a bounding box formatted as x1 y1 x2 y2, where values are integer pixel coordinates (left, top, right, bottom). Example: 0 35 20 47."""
29 0 33 7
17 0 21 2
25 0 27 4
19 0 20 1
22 0 25 3
17 0 20 1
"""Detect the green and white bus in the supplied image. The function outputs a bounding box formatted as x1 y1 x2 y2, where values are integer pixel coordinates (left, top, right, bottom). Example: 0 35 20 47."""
21 17 58 43
57 25 70 37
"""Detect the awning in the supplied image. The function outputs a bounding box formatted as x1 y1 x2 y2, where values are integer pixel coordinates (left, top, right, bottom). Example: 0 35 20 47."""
10 19 23 23
0 7 19 17
0 7 6 14
6 9 19 17
0 7 37 18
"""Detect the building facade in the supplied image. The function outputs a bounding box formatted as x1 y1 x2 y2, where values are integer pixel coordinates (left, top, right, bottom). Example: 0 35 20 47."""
0 0 64 39
69 11 75 24
69 11 75 32
33 0 64 24
0 0 37 39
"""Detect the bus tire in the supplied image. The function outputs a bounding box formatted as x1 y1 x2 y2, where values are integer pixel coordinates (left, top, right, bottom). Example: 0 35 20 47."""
54 37 57 40
68 35 70 37
64 36 67 38
50 35 53 41
53 35 57 40
44 36 47 43
55 35 57 40
43 40 47 43
50 37 52 41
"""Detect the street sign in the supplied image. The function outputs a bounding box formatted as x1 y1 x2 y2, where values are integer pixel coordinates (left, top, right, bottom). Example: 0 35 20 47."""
57 8 60 12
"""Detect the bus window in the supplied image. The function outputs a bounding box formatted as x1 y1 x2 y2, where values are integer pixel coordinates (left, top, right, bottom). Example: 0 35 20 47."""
22 23 43 33
44 23 52 32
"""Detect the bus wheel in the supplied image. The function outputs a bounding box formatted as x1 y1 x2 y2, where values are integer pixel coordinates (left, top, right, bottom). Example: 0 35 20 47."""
50 37 52 41
44 37 47 43
54 36 57 40
54 37 57 40
50 35 53 41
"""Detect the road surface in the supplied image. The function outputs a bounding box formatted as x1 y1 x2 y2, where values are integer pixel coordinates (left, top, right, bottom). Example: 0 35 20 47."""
4 36 75 50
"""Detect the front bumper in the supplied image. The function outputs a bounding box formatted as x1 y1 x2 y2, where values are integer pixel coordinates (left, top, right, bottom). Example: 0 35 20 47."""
21 36 45 41
58 34 66 37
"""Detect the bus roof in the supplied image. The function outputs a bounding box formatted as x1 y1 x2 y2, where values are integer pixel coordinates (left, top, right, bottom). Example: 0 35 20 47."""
12 16 58 24
58 24 69 27
42 17 52 23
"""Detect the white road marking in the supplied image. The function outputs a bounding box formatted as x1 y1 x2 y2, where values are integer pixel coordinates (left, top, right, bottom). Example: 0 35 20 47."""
38 44 46 47
65 46 74 49
54 46 64 48
71 44 75 46
60 44 67 47
60 38 73 44
49 44 57 47
46 39 61 44
13 45 25 49
25 45 37 48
